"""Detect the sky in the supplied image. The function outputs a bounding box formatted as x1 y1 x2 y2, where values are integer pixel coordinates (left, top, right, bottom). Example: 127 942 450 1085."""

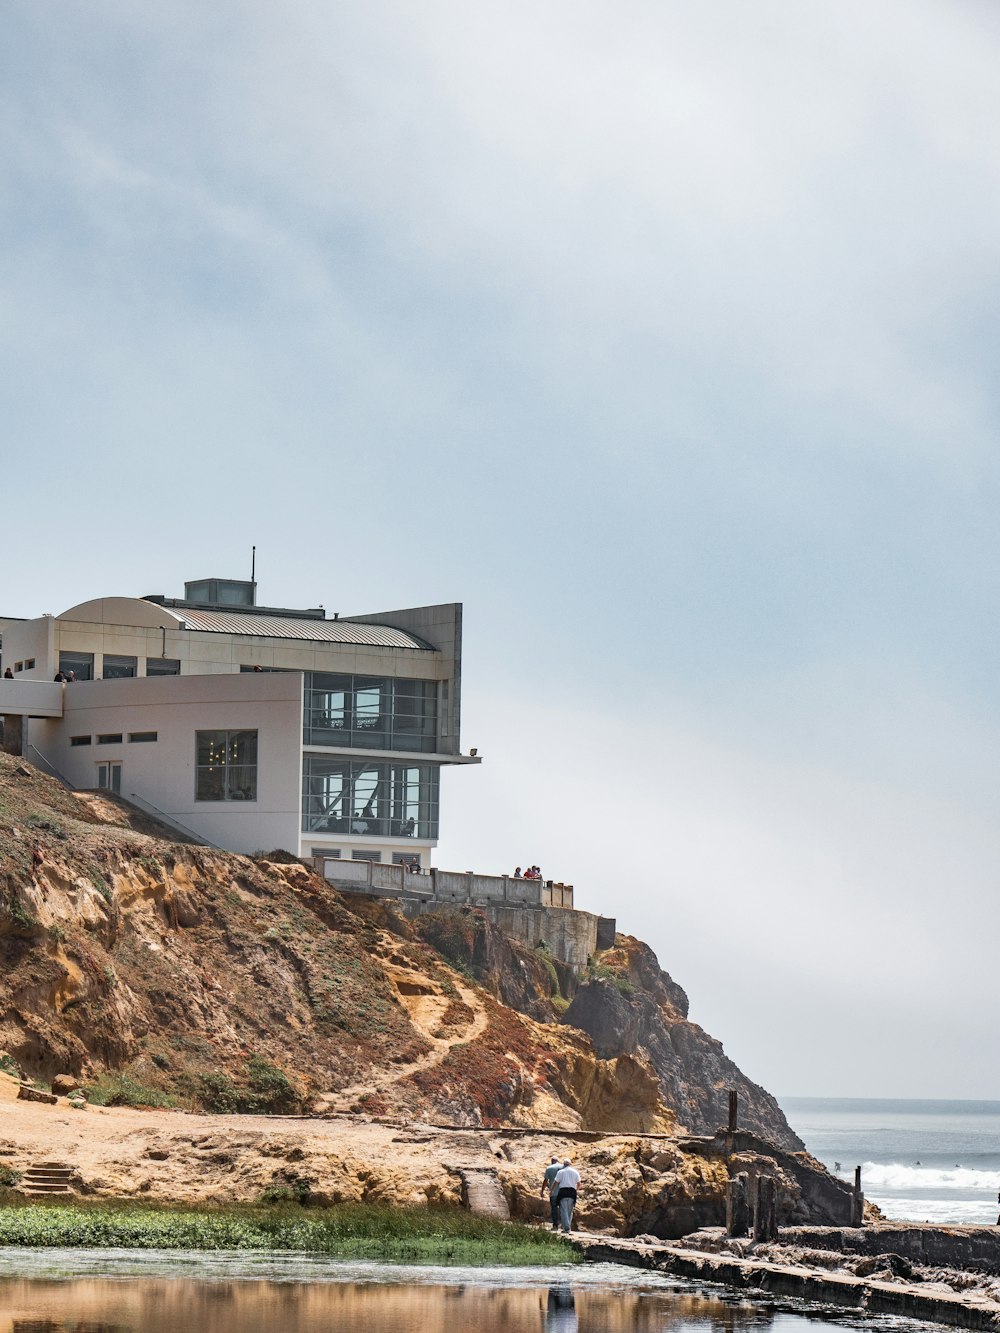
2 0 999 1100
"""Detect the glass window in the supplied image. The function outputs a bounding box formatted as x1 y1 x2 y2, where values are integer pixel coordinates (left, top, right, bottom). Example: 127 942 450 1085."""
302 757 439 838
59 651 94 681
128 732 157 743
24 658 35 670
196 730 258 801
303 673 438 752
70 736 91 747
146 658 180 676
103 655 137 679
97 734 123 745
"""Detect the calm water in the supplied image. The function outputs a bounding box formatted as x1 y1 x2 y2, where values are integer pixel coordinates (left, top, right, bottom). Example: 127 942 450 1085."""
784 1097 1000 1224
0 1250 952 1333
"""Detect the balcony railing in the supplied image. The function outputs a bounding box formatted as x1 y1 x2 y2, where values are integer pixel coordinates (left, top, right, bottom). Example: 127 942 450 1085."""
313 858 574 910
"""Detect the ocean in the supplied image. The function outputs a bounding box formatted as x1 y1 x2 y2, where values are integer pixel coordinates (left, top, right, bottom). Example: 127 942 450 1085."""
783 1097 1000 1225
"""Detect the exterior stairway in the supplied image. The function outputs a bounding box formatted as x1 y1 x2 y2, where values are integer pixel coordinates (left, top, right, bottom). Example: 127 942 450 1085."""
459 1167 510 1219
20 1162 74 1196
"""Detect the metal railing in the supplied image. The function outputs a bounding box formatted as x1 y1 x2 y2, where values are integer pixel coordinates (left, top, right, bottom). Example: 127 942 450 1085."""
24 745 74 788
124 792 224 849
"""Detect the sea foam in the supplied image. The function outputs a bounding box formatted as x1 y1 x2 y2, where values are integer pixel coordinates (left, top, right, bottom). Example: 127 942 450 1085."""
845 1162 1000 1192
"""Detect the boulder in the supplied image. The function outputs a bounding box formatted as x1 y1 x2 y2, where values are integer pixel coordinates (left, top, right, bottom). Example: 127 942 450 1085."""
52 1074 80 1096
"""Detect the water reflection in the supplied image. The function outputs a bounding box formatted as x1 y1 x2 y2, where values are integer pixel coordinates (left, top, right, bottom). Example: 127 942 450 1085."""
546 1284 578 1332
0 1266 888 1333
0 1272 780 1333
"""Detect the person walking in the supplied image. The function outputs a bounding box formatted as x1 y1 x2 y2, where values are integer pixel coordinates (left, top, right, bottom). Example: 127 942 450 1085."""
554 1158 581 1233
540 1155 561 1229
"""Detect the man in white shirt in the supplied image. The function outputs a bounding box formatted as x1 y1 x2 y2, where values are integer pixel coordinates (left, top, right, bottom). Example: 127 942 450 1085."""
553 1158 581 1233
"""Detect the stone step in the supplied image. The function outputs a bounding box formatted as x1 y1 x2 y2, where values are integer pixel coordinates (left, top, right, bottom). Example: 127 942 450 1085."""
20 1160 75 1195
459 1168 510 1220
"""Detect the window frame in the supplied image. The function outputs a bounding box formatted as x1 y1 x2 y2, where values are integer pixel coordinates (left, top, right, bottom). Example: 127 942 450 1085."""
195 729 259 803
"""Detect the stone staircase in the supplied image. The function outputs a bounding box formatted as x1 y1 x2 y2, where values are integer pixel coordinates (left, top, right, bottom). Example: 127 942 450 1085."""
458 1167 510 1219
20 1161 74 1196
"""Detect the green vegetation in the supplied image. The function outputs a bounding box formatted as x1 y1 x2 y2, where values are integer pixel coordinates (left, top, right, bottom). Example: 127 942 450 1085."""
25 813 66 838
89 871 112 903
587 963 634 995
85 1072 180 1109
5 893 38 934
0 1052 21 1079
0 1166 22 1188
0 1200 579 1266
194 1055 303 1114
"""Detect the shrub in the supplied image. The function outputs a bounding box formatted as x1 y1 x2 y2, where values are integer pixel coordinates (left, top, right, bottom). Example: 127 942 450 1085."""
253 849 304 865
85 1073 179 1109
0 1052 21 1079
89 872 113 903
196 1055 302 1115
0 1166 21 1188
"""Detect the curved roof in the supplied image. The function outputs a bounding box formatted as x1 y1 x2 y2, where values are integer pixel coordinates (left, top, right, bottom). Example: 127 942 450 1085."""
152 607 430 648
57 598 431 649
58 597 184 629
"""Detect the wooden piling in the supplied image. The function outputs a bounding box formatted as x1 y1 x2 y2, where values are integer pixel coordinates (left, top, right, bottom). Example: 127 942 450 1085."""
851 1165 865 1226
754 1175 778 1242
726 1171 751 1237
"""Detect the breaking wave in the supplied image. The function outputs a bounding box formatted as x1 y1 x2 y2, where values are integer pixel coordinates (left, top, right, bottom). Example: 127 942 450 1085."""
846 1162 1000 1192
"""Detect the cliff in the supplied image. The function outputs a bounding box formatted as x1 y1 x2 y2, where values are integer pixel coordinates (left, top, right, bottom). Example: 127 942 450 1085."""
0 752 799 1151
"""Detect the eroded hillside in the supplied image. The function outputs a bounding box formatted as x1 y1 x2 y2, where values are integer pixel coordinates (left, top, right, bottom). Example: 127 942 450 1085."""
0 752 798 1149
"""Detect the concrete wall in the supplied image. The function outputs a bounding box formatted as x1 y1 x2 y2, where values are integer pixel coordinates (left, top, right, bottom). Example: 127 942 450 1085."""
1 616 55 679
31 672 304 855
783 1225 1000 1275
486 904 603 971
318 858 608 972
0 680 64 717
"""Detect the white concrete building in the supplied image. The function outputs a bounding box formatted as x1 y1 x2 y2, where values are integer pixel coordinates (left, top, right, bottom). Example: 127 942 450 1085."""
0 578 478 864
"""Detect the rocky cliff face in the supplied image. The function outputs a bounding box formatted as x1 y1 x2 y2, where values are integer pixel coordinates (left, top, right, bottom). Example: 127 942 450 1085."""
561 939 802 1150
0 752 797 1151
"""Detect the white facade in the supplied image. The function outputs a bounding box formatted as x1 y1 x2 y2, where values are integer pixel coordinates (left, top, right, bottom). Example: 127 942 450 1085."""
1 584 478 863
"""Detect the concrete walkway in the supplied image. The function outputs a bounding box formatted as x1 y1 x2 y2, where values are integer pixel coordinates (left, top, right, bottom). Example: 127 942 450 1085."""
575 1235 1000 1331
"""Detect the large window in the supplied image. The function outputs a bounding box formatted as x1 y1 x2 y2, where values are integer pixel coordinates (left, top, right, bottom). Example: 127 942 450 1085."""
103 654 137 679
196 730 258 801
146 657 180 676
303 673 437 752
302 757 439 839
59 651 94 681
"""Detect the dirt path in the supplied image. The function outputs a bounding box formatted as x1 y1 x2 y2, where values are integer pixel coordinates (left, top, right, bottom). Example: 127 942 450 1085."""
316 939 489 1113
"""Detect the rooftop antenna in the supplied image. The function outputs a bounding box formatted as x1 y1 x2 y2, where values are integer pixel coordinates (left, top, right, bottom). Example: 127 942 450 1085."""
251 545 256 585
